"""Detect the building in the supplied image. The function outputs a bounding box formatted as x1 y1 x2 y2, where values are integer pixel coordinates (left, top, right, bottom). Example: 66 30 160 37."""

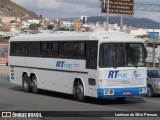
73 20 81 29
27 19 40 24
62 21 73 28
0 17 16 23
81 15 87 24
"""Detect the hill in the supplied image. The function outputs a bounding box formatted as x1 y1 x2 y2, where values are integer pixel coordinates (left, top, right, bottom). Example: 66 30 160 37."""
0 0 41 20
87 16 160 29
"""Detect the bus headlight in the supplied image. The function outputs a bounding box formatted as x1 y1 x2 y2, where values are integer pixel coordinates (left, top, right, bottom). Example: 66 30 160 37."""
139 88 147 94
104 89 114 95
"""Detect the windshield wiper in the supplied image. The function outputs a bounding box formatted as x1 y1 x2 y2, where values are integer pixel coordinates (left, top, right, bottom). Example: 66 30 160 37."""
128 58 138 68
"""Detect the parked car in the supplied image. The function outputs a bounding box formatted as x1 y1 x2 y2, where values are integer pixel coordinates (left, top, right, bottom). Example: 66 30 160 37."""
147 68 160 97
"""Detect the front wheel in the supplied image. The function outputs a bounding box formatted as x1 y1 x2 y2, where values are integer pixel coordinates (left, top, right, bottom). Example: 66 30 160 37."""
74 81 85 101
30 76 39 94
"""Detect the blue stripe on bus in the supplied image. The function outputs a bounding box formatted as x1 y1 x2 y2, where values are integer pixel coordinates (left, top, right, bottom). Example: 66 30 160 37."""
97 87 147 98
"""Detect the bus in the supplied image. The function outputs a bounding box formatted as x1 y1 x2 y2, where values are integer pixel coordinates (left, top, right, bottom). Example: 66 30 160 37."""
8 31 147 101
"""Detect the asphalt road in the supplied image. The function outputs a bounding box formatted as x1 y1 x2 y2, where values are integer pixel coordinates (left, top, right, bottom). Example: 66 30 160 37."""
0 74 160 120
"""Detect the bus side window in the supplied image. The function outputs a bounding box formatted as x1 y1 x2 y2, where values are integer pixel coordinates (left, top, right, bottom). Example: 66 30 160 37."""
40 42 47 57
77 42 85 59
21 42 28 56
74 42 85 59
74 42 78 58
53 42 58 57
28 42 34 57
64 42 74 58
15 42 21 56
34 42 40 57
59 42 64 57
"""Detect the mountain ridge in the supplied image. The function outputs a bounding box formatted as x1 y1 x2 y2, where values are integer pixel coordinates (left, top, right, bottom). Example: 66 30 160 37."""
0 0 41 20
87 16 160 29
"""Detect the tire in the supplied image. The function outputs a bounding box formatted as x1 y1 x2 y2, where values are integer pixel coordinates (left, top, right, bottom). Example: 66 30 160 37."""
22 74 31 92
74 81 85 101
147 86 154 97
30 76 39 94
116 97 126 101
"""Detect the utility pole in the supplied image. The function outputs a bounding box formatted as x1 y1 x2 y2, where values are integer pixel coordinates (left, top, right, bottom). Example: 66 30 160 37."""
153 29 156 68
100 0 110 31
120 15 123 32
106 0 110 31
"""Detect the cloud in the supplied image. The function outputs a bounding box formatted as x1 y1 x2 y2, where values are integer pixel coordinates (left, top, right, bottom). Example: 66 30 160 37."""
12 0 62 9
11 0 160 23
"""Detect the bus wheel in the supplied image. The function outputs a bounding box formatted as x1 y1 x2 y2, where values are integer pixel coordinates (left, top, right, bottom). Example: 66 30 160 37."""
75 81 85 101
22 74 31 92
116 97 126 101
147 86 154 97
30 76 38 94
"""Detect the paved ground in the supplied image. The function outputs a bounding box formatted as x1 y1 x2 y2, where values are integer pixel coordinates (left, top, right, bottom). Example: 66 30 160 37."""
0 74 160 120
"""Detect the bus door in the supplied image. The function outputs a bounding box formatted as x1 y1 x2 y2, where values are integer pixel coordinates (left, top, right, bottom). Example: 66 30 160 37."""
86 41 98 97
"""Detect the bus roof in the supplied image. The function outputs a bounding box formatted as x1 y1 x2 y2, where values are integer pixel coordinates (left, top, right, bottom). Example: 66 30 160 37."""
10 31 144 43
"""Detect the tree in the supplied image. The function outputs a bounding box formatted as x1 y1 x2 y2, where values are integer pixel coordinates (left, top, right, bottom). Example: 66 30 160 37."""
10 20 16 23
58 27 65 31
58 27 70 31
47 24 53 30
29 24 40 30
1 4 4 8
40 15 43 18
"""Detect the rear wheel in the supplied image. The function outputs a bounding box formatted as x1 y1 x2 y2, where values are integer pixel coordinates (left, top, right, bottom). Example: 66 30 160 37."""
22 74 31 92
30 76 39 94
147 86 154 97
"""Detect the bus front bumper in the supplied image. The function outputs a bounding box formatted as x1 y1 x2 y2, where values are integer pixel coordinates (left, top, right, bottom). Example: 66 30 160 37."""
97 87 147 98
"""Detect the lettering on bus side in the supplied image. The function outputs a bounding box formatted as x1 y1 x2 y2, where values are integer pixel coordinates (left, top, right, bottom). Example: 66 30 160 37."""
108 70 128 78
56 61 72 69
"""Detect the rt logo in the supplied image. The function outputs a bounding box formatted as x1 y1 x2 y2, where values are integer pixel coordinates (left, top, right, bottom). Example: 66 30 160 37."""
108 70 127 78
56 61 72 69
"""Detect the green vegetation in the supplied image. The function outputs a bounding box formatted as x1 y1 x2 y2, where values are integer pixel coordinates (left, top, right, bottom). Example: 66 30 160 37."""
10 20 16 23
47 24 53 30
1 4 4 8
29 23 40 30
58 27 75 31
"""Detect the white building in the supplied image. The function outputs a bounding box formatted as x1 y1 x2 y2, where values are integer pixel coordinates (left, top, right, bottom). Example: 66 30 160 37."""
27 19 40 24
130 29 147 36
62 21 73 28
10 26 16 32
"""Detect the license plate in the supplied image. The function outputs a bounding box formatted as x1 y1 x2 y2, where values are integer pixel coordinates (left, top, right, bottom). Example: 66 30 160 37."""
123 92 131 95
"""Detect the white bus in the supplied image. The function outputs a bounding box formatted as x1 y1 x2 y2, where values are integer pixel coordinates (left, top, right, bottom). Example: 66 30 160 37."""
8 31 147 101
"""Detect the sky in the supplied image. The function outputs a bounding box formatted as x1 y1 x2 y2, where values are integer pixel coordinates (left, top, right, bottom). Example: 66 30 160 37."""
11 0 160 23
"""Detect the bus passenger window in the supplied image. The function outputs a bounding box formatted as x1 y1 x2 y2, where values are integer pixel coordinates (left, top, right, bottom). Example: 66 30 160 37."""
74 42 85 59
64 42 74 58
40 42 47 57
59 42 64 57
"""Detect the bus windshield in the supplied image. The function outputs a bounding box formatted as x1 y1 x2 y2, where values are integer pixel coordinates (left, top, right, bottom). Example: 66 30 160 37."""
99 43 145 68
